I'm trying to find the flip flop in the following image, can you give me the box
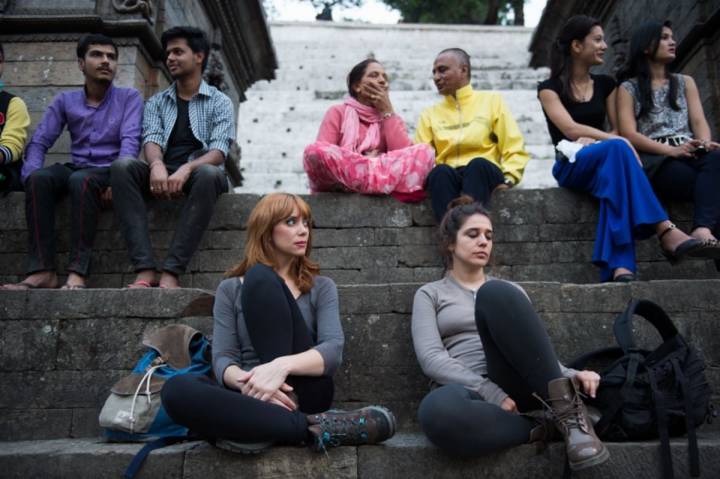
[127,280,158,289]
[61,283,87,290]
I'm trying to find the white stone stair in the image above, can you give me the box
[235,21,555,194]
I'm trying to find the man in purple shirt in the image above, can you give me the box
[1,34,143,290]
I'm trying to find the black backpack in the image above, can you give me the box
[569,299,714,479]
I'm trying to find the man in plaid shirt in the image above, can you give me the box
[112,26,235,288]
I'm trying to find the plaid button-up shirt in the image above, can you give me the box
[142,80,235,165]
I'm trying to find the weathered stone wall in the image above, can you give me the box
[1,191,718,288]
[529,0,720,138]
[2,282,719,439]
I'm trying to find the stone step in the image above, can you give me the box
[250,71,547,93]
[2,282,719,440]
[1,191,717,287]
[234,159,559,194]
[235,145,555,173]
[236,22,555,193]
[1,433,718,479]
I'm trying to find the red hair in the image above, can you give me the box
[225,193,319,293]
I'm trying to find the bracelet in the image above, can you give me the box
[382,111,394,120]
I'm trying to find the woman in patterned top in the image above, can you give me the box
[537,15,720,283]
[617,21,720,251]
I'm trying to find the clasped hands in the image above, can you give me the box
[149,162,192,199]
[228,361,298,412]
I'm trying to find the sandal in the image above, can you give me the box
[612,273,636,283]
[658,223,706,265]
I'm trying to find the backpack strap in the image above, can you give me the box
[613,299,679,353]
[671,358,701,477]
[648,368,674,479]
[123,436,188,479]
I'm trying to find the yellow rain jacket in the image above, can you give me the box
[415,84,529,185]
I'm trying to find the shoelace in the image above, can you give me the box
[532,391,589,434]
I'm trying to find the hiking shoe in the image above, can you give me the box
[214,439,273,455]
[307,405,396,450]
[547,377,609,471]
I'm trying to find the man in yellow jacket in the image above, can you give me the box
[415,48,530,221]
[0,42,31,192]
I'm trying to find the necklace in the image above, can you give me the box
[571,78,593,102]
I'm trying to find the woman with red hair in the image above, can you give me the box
[161,193,396,452]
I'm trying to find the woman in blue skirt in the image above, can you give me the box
[537,15,720,282]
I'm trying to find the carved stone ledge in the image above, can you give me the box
[112,0,154,23]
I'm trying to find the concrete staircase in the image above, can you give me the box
[235,22,556,194]
[1,189,720,478]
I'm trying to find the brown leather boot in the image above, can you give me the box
[547,377,609,471]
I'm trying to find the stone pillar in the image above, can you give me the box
[0,0,276,183]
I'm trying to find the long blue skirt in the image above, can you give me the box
[552,139,668,281]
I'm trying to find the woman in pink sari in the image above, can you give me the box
[303,59,435,201]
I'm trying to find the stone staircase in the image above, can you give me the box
[235,21,556,194]
[1,190,720,478]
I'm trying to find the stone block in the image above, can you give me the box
[313,246,399,270]
[0,370,127,409]
[314,228,375,247]
[396,244,441,268]
[0,319,60,371]
[187,249,241,272]
[9,289,214,320]
[0,439,188,479]
[307,194,413,228]
[342,314,416,367]
[357,433,720,479]
[374,227,435,246]
[182,442,357,479]
[71,407,103,439]
[0,409,73,441]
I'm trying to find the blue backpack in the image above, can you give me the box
[99,324,212,478]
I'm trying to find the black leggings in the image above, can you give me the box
[651,151,720,233]
[418,280,564,457]
[162,264,334,443]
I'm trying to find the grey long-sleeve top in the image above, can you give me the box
[212,275,344,385]
[411,276,578,406]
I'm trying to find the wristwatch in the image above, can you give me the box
[503,178,514,187]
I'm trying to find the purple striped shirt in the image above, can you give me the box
[22,85,143,181]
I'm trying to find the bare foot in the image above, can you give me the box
[128,269,158,289]
[61,272,87,289]
[691,227,717,243]
[159,271,180,289]
[1,271,59,290]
